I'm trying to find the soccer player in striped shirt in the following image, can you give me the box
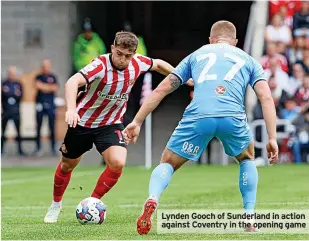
[44,31,176,223]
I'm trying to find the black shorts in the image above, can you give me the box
[59,124,126,159]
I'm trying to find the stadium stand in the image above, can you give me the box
[253,0,309,163]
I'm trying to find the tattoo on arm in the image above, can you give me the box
[169,74,181,92]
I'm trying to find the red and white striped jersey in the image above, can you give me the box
[260,54,289,73]
[76,54,153,128]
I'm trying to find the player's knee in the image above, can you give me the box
[237,152,255,162]
[236,141,255,162]
[160,149,186,171]
[60,157,79,172]
[108,159,125,171]
[160,159,177,170]
[236,147,255,162]
[60,162,74,172]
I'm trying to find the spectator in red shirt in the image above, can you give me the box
[270,1,301,21]
[260,42,289,72]
[265,57,290,92]
[278,5,293,28]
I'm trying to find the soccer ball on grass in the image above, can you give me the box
[76,197,107,224]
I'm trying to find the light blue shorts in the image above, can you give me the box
[166,117,253,161]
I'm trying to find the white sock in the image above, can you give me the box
[148,196,158,203]
[52,200,62,207]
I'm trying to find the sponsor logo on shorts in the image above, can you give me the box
[181,141,200,156]
[215,85,226,95]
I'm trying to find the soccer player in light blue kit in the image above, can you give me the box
[123,21,279,235]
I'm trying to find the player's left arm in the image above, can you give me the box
[250,57,278,163]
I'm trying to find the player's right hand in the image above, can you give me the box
[266,139,279,164]
[123,121,141,145]
[65,110,80,128]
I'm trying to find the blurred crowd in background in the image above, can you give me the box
[253,0,309,163]
[2,1,309,163]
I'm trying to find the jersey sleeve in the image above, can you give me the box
[172,55,192,84]
[78,57,106,84]
[249,57,266,88]
[136,55,153,73]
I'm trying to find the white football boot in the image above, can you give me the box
[44,205,62,223]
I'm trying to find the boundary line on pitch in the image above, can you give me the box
[2,201,309,210]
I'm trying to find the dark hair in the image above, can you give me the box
[114,31,138,52]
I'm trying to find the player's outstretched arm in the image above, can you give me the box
[150,59,174,76]
[254,80,278,164]
[123,74,181,144]
[64,73,87,127]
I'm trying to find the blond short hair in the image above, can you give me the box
[114,31,138,52]
[210,20,236,40]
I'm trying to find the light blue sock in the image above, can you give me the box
[239,160,258,214]
[148,163,174,201]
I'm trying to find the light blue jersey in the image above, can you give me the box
[167,43,266,160]
[172,43,265,120]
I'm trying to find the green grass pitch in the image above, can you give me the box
[2,164,309,240]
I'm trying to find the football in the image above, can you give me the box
[75,197,107,224]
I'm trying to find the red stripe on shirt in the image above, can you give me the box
[85,70,119,127]
[78,56,107,118]
[137,55,152,66]
[110,68,131,125]
[132,57,140,80]
[85,62,104,81]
